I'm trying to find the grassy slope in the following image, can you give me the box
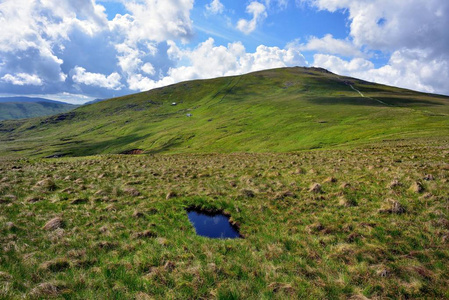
[0,102,78,121]
[0,67,448,157]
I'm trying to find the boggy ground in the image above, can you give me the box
[1,137,449,299]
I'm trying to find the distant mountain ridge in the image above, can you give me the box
[0,97,79,121]
[0,96,71,104]
[84,98,105,105]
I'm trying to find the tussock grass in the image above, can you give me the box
[1,138,449,298]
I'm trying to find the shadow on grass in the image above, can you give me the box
[307,97,384,106]
[308,96,445,107]
[59,133,152,157]
[375,97,445,107]
[58,132,195,156]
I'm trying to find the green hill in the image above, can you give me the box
[0,100,78,121]
[0,67,448,157]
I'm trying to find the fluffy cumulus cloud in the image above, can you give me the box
[303,0,449,94]
[236,1,268,34]
[299,34,363,57]
[1,73,43,86]
[0,0,195,100]
[313,55,373,74]
[173,38,306,79]
[0,0,110,96]
[72,67,122,90]
[304,0,449,54]
[117,0,194,44]
[125,38,307,91]
[315,50,449,94]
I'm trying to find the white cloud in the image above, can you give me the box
[370,50,449,94]
[72,67,122,90]
[178,37,307,81]
[0,0,110,95]
[237,1,267,34]
[302,0,449,55]
[127,74,157,91]
[205,0,225,15]
[313,54,374,74]
[0,0,108,53]
[313,49,449,94]
[141,63,156,75]
[118,0,194,44]
[299,34,363,57]
[1,73,43,86]
[126,38,307,91]
[0,0,196,98]
[115,43,144,75]
[302,0,449,95]
[106,0,195,93]
[238,44,307,73]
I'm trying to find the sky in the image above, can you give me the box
[0,0,448,104]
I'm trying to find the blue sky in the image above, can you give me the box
[0,0,448,103]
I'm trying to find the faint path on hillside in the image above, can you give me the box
[348,84,390,106]
[217,76,242,104]
[207,75,243,108]
[349,84,365,97]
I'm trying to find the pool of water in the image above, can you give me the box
[186,209,241,239]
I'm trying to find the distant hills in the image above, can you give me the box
[0,96,70,104]
[0,97,79,121]
[84,98,105,105]
[0,67,448,157]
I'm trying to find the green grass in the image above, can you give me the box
[1,137,449,298]
[0,67,448,158]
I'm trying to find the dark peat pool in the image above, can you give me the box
[186,208,241,239]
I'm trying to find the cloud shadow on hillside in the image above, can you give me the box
[307,96,443,107]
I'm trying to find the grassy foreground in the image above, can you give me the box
[1,137,449,299]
